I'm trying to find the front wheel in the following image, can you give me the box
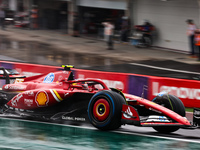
[152,94,185,133]
[88,90,126,130]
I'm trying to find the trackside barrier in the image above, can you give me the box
[148,76,200,108]
[1,60,200,108]
[0,61,60,88]
[128,74,149,99]
[0,61,60,77]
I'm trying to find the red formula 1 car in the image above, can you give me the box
[0,65,198,133]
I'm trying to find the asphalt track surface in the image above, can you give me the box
[0,117,199,150]
[82,61,200,81]
[0,112,199,144]
[119,112,200,143]
[0,108,198,143]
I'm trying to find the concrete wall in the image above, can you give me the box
[77,0,126,10]
[8,0,17,11]
[133,0,200,52]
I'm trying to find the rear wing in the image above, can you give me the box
[62,65,74,71]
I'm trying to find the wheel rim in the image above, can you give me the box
[93,99,110,121]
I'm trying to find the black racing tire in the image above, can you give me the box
[152,94,185,133]
[88,90,126,130]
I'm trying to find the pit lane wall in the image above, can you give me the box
[0,61,200,108]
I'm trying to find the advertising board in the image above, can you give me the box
[1,60,200,108]
[148,76,200,108]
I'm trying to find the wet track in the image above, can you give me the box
[120,112,200,143]
[0,117,200,150]
[0,34,200,148]
[84,62,200,80]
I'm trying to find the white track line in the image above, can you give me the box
[0,117,200,144]
[129,62,200,75]
[113,130,200,144]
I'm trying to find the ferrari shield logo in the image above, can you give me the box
[123,107,133,119]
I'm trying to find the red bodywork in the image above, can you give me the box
[2,70,107,109]
[122,94,191,127]
[1,69,192,128]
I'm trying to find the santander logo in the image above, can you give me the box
[152,82,200,100]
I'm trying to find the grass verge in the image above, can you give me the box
[185,108,193,112]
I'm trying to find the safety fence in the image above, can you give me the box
[1,60,200,108]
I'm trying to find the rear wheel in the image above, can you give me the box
[88,90,126,130]
[152,94,185,133]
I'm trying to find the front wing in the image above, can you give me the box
[121,104,193,128]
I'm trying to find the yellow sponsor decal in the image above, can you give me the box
[148,101,156,105]
[36,91,48,106]
[14,78,24,83]
[53,89,63,101]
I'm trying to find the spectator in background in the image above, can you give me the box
[0,8,5,30]
[194,29,200,61]
[115,14,122,31]
[186,19,197,58]
[121,16,130,42]
[102,19,115,50]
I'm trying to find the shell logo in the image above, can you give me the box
[35,91,49,106]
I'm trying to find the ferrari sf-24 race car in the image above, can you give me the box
[0,65,199,133]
